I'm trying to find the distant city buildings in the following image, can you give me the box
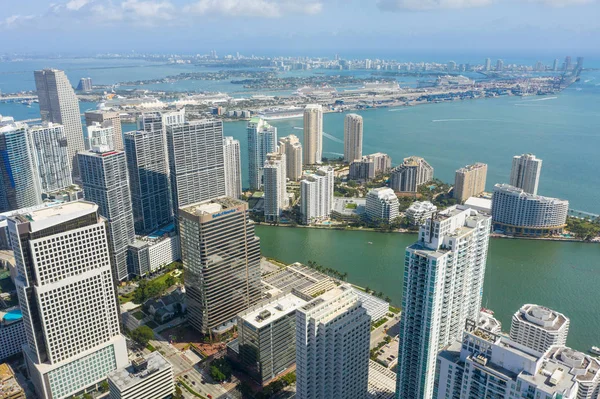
[76,77,93,92]
[247,118,277,190]
[78,147,135,281]
[365,187,399,223]
[496,59,504,71]
[29,123,73,194]
[223,136,242,199]
[303,104,323,165]
[491,184,568,236]
[34,69,85,177]
[510,304,570,353]
[344,113,363,163]
[278,135,303,181]
[179,198,262,338]
[296,284,370,399]
[108,352,174,399]
[349,152,391,181]
[9,201,127,399]
[484,57,491,71]
[510,153,542,195]
[397,205,491,399]
[405,201,437,226]
[454,162,487,202]
[263,153,287,223]
[85,121,114,150]
[389,156,434,193]
[85,110,123,150]
[300,166,334,225]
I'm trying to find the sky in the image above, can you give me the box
[0,0,599,56]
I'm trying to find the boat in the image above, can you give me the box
[367,242,373,245]
[590,346,600,355]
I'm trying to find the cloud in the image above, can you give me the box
[528,0,594,5]
[65,0,93,10]
[0,14,36,28]
[377,0,491,11]
[183,0,323,17]
[121,0,175,19]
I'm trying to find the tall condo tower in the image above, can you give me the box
[300,166,334,225]
[303,104,323,165]
[263,152,287,222]
[396,205,491,399]
[78,147,135,281]
[86,122,114,150]
[179,198,262,338]
[166,120,225,212]
[390,156,434,193]
[29,123,73,194]
[278,135,303,181]
[247,118,277,190]
[296,284,371,399]
[510,153,542,195]
[343,113,363,163]
[85,110,123,150]
[0,119,42,212]
[34,69,84,177]
[8,201,128,399]
[454,162,487,203]
[223,136,242,199]
[124,130,173,234]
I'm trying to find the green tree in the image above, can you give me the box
[173,386,184,399]
[131,325,154,347]
[210,366,227,382]
[99,380,109,393]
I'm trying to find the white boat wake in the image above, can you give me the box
[323,132,344,143]
[293,127,303,130]
[518,96,558,102]
[432,118,504,123]
[388,108,407,112]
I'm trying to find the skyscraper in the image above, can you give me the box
[389,156,434,193]
[34,69,84,177]
[0,120,42,212]
[496,59,504,71]
[223,137,242,199]
[78,147,135,281]
[137,109,185,134]
[29,123,73,194]
[303,104,323,165]
[510,304,570,353]
[85,110,123,150]
[247,117,277,190]
[453,162,487,202]
[365,187,399,223]
[263,152,287,222]
[396,205,491,399]
[300,166,334,225]
[278,135,303,181]
[166,120,225,212]
[124,130,172,234]
[76,77,93,92]
[296,284,371,399]
[178,198,262,338]
[553,58,559,71]
[484,57,491,71]
[344,113,363,163]
[85,122,114,150]
[9,201,128,399]
[564,56,572,71]
[509,153,542,195]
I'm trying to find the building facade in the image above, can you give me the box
[365,187,399,223]
[128,234,180,277]
[405,201,438,226]
[179,198,262,337]
[510,153,542,195]
[108,353,174,399]
[85,122,114,150]
[124,130,172,235]
[390,156,434,193]
[454,162,487,203]
[0,307,27,361]
[278,135,303,181]
[85,110,123,151]
[8,201,128,399]
[491,183,568,236]
[223,136,242,199]
[296,285,371,399]
[509,304,570,353]
[34,69,85,177]
[247,118,277,190]
[166,121,226,212]
[29,123,73,194]
[303,104,323,165]
[78,148,135,281]
[263,153,287,223]
[344,113,363,163]
[397,205,491,399]
[349,152,391,181]
[300,166,334,225]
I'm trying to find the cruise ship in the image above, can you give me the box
[258,107,304,120]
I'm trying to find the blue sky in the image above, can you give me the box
[1,0,598,56]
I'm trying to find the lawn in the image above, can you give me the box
[132,311,146,320]
[345,203,358,209]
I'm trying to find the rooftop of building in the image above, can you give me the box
[262,262,337,297]
[515,304,569,331]
[108,352,171,391]
[332,197,366,216]
[11,201,97,232]
[457,162,487,172]
[180,197,246,218]
[494,184,568,203]
[406,201,437,212]
[0,307,23,326]
[464,197,492,211]
[0,363,24,399]
[239,292,307,329]
[299,284,355,322]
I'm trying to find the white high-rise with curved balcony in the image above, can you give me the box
[509,304,570,353]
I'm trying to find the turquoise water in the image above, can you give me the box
[3,309,23,322]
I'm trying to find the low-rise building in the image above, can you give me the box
[0,363,25,399]
[0,307,26,362]
[404,201,437,226]
[331,198,366,222]
[353,289,389,323]
[108,352,174,399]
[128,224,180,277]
[366,187,399,223]
[463,196,492,214]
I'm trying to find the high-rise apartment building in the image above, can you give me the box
[303,104,323,165]
[108,352,174,399]
[0,120,42,212]
[300,166,334,225]
[179,198,262,337]
[510,153,542,195]
[454,162,487,202]
[76,77,93,92]
[34,69,85,177]
[8,201,128,399]
[365,187,399,223]
[405,201,437,226]
[278,135,303,181]
[496,59,504,71]
[484,57,491,71]
[78,147,135,281]
[509,304,570,353]
[85,110,123,150]
[396,205,491,399]
[166,120,225,212]
[390,156,434,193]
[85,122,114,150]
[124,130,172,234]
[296,284,371,399]
[137,109,185,134]
[349,152,392,181]
[344,113,363,163]
[223,136,242,199]
[263,153,287,223]
[247,118,277,190]
[29,123,73,194]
